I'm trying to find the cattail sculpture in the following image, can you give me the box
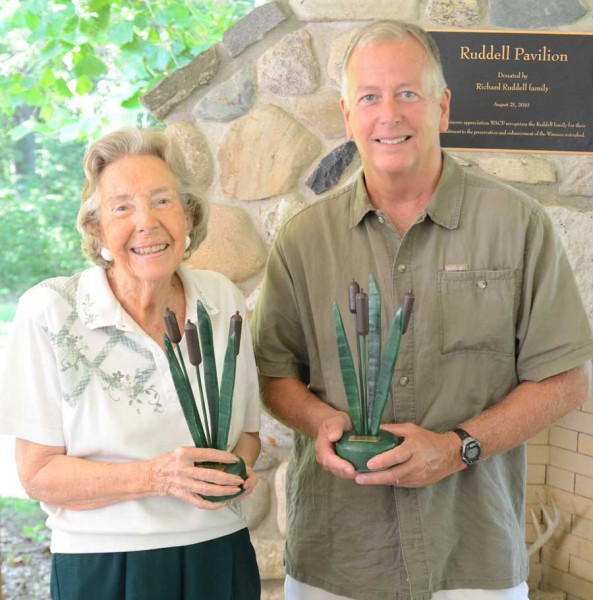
[164,303,245,501]
[333,275,414,471]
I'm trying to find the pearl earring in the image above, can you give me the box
[185,235,191,250]
[100,247,113,262]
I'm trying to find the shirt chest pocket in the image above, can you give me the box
[438,269,517,355]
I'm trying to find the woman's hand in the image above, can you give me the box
[150,446,246,510]
[239,465,258,497]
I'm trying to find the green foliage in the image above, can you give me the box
[0,0,258,300]
[0,0,257,140]
[0,138,89,299]
[0,497,49,543]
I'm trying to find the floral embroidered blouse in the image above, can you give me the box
[0,266,260,554]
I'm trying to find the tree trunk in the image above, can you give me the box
[14,104,37,177]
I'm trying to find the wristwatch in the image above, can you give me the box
[453,428,482,465]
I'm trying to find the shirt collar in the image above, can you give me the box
[349,170,376,228]
[77,265,220,330]
[348,153,464,230]
[424,153,464,230]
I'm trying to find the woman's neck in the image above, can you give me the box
[105,268,186,346]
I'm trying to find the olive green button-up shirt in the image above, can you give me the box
[252,154,593,600]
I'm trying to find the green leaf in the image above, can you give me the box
[369,308,404,435]
[38,67,56,89]
[333,302,361,433]
[367,275,381,432]
[164,334,205,447]
[53,78,73,98]
[197,300,219,448]
[23,10,41,32]
[217,332,237,451]
[109,21,135,45]
[74,54,107,77]
[75,75,94,95]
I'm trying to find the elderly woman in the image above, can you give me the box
[0,127,261,599]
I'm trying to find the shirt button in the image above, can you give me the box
[477,279,487,289]
[397,264,406,273]
[377,215,385,224]
[399,376,409,386]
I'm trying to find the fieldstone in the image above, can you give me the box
[546,206,593,320]
[141,47,219,120]
[263,196,306,244]
[185,204,267,283]
[222,2,287,58]
[193,70,255,122]
[260,412,294,449]
[275,461,288,537]
[295,90,345,139]
[218,105,321,201]
[165,121,213,190]
[258,29,320,96]
[254,447,280,472]
[426,0,481,26]
[288,0,418,22]
[328,29,358,88]
[306,140,358,194]
[246,478,270,530]
[252,538,285,580]
[528,591,566,600]
[491,0,586,29]
[559,157,593,197]
[477,155,556,184]
[261,582,286,600]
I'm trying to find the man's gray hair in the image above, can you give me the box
[341,20,448,107]
[77,127,208,268]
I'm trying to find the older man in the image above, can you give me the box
[252,20,593,600]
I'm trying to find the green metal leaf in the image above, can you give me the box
[369,308,404,435]
[367,275,381,432]
[333,302,362,434]
[164,334,205,448]
[217,332,237,451]
[197,300,219,448]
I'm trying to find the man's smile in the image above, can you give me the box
[376,136,410,145]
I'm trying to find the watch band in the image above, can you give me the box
[453,428,471,441]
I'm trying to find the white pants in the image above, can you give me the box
[284,575,530,600]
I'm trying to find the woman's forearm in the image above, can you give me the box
[16,439,248,511]
[16,440,158,510]
[231,432,261,467]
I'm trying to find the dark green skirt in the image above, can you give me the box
[50,528,260,600]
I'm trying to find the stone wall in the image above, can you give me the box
[142,1,593,598]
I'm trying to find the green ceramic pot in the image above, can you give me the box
[195,456,247,502]
[335,430,399,472]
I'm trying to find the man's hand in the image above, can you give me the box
[355,423,464,487]
[314,412,357,479]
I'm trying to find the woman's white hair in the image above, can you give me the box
[77,126,209,268]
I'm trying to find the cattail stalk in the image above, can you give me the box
[229,312,243,355]
[355,290,369,435]
[185,319,211,447]
[164,307,189,382]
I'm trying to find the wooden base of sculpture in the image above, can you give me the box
[335,430,399,472]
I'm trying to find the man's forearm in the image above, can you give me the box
[260,375,349,438]
[461,361,592,459]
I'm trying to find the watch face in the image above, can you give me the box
[464,440,481,464]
